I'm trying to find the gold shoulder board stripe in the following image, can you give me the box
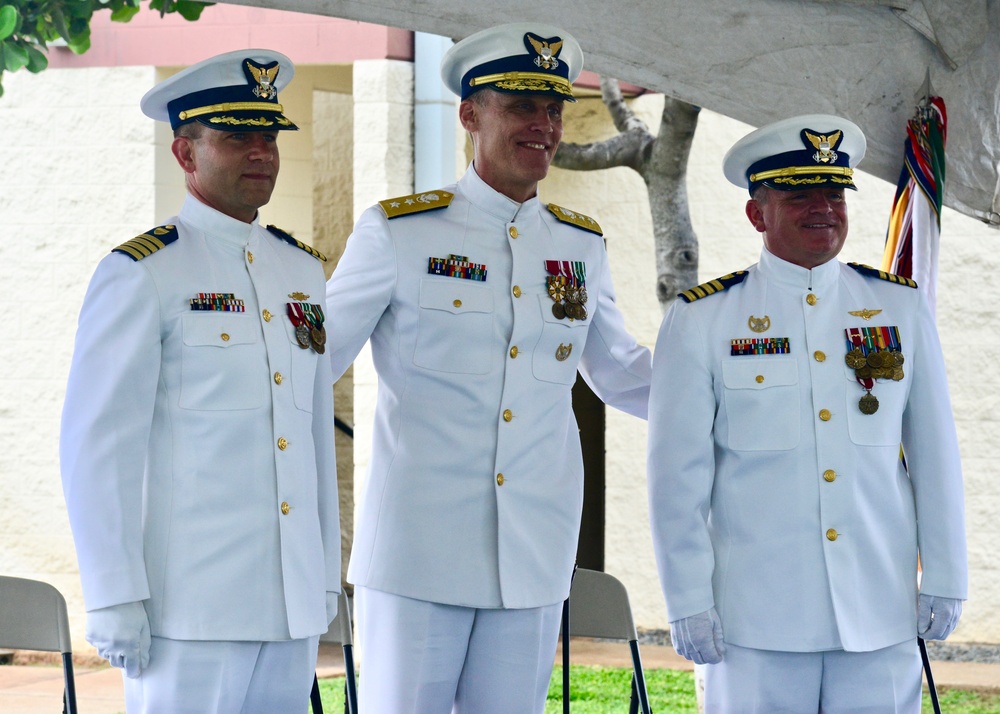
[547,203,603,236]
[112,225,179,261]
[379,190,454,219]
[267,225,327,262]
[678,271,749,303]
[847,263,917,288]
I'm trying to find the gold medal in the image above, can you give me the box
[552,302,566,319]
[295,324,311,349]
[311,326,327,346]
[845,348,867,369]
[859,392,879,414]
[891,367,904,381]
[866,351,882,368]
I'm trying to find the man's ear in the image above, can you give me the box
[745,199,766,233]
[458,99,477,133]
[171,136,197,174]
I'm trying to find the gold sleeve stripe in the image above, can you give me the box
[678,271,749,303]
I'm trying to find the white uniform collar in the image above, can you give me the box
[461,162,542,223]
[180,193,258,248]
[757,246,840,292]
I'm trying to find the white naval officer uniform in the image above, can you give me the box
[61,195,341,708]
[326,164,651,709]
[648,247,967,710]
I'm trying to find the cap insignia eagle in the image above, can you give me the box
[246,61,279,100]
[803,129,842,164]
[525,33,563,70]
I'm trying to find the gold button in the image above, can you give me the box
[823,469,836,482]
[819,409,831,421]
[826,528,838,541]
[814,350,826,362]
[274,372,283,385]
[503,409,513,422]
[280,501,290,515]
[806,293,817,305]
[512,285,522,298]
[496,473,505,486]
[509,226,518,238]
[263,309,272,322]
[277,437,288,450]
[755,375,764,384]
[248,251,254,264]
[452,299,462,309]
[221,333,230,342]
[510,346,519,358]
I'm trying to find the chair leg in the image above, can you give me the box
[310,673,324,714]
[62,653,78,714]
[629,640,652,714]
[343,644,358,714]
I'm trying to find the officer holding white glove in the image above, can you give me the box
[648,114,967,713]
[61,49,341,713]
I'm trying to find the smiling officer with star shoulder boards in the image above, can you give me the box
[647,114,967,712]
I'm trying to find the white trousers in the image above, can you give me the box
[700,639,923,713]
[356,586,563,714]
[122,635,319,714]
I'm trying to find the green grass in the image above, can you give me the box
[318,666,1000,713]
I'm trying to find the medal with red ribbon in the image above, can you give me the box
[545,260,587,320]
[286,302,313,350]
[844,326,904,415]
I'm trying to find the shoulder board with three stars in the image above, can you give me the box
[379,190,454,219]
[678,271,749,303]
[547,203,603,236]
[112,224,179,261]
[267,225,327,262]
[847,263,917,288]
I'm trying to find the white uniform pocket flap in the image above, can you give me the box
[183,314,258,347]
[419,279,493,315]
[722,358,797,391]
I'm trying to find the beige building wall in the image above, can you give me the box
[1,61,996,651]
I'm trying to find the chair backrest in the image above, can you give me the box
[567,568,638,641]
[319,590,353,646]
[0,575,73,654]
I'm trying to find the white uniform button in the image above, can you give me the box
[503,409,513,422]
[814,350,826,362]
[453,299,462,308]
[248,251,254,264]
[509,227,518,239]
[818,409,831,422]
[274,372,284,385]
[277,437,288,450]
[510,346,519,358]
[806,293,817,305]
[826,528,839,541]
[512,285,522,298]
[823,469,836,482]
[755,375,764,384]
[280,501,290,515]
[496,473,505,486]
[262,309,272,322]
[220,333,230,342]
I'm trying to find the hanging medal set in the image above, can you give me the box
[287,301,327,354]
[844,326,904,415]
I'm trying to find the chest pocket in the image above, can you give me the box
[179,314,265,410]
[843,362,907,445]
[413,279,494,375]
[722,357,799,451]
[531,294,588,385]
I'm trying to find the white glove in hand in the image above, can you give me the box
[326,591,339,626]
[86,601,151,678]
[918,594,962,641]
[669,608,726,665]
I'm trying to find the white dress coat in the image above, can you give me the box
[61,195,341,641]
[648,248,966,652]
[326,166,651,609]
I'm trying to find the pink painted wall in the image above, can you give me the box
[46,4,413,69]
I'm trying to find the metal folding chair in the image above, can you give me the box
[0,575,78,714]
[561,568,652,714]
[310,590,358,714]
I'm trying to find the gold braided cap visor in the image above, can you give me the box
[470,71,574,98]
[749,165,854,183]
[179,101,286,121]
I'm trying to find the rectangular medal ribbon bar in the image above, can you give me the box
[189,293,245,312]
[428,254,487,281]
[730,337,790,356]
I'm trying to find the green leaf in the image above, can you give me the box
[67,34,90,54]
[0,5,19,41]
[4,41,29,72]
[25,44,47,73]
[174,1,212,21]
[51,7,71,41]
[110,4,141,21]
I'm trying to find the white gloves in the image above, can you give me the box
[85,601,151,678]
[326,591,340,626]
[918,594,962,641]
[670,607,726,664]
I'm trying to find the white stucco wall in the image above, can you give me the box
[1,60,996,652]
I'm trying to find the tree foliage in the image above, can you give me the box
[0,0,211,98]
